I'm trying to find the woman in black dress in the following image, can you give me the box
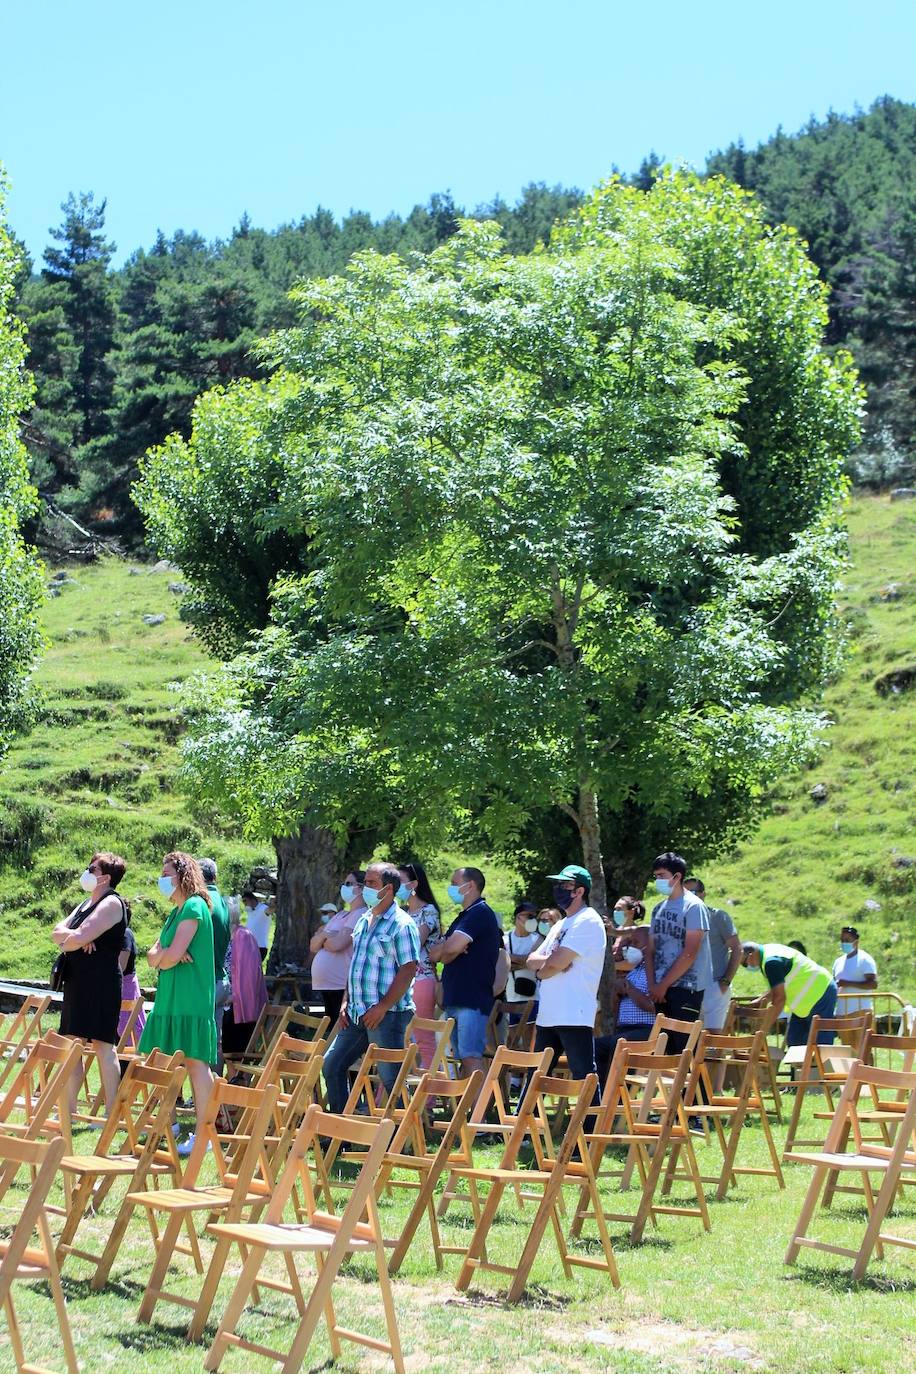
[52,852,128,1114]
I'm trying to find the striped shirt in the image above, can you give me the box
[346,903,420,1020]
[617,965,656,1028]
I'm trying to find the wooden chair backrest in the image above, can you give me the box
[404,1014,455,1074]
[344,1042,418,1120]
[651,1014,702,1056]
[89,1053,186,1166]
[0,994,52,1088]
[0,1032,83,1150]
[823,1060,916,1162]
[270,1103,396,1227]
[115,997,145,1052]
[284,1008,331,1043]
[0,1132,66,1277]
[183,1077,280,1203]
[685,1029,767,1106]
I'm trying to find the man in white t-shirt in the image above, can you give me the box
[526,864,607,1082]
[832,926,878,1013]
[242,890,272,962]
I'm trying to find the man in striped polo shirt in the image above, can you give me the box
[321,861,420,1112]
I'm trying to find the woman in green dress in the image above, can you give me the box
[139,850,217,1131]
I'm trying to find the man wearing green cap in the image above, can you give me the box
[525,864,607,1082]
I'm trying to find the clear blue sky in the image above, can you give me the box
[2,0,914,266]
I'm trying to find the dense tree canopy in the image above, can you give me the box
[136,174,860,935]
[0,173,45,761]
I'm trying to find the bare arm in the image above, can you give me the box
[428,931,471,965]
[149,918,198,970]
[58,896,123,952]
[720,933,742,989]
[533,946,577,980]
[323,924,356,954]
[625,983,657,1014]
[837,972,878,989]
[361,961,419,1029]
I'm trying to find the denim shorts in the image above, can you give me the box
[446,1005,489,1059]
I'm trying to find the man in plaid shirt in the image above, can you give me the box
[322,861,420,1113]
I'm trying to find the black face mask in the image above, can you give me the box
[553,886,574,911]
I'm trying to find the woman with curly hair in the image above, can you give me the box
[139,851,217,1147]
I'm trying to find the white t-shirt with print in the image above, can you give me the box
[832,948,877,1012]
[535,905,607,1028]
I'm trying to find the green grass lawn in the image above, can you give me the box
[0,1089,913,1374]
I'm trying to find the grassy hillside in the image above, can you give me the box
[0,561,272,977]
[705,493,916,1001]
[0,494,913,997]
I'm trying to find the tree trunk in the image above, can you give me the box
[576,785,616,1033]
[270,825,344,973]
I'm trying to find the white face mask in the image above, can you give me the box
[524,918,538,934]
[79,869,96,892]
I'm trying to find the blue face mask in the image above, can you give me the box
[447,883,465,905]
[655,878,673,897]
[840,941,854,955]
[553,886,574,911]
[158,875,176,898]
[538,919,551,935]
[363,885,383,909]
[340,883,355,903]
[613,910,626,927]
[396,883,410,903]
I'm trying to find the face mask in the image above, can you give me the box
[538,920,551,936]
[79,869,96,892]
[396,883,411,902]
[553,886,573,911]
[340,883,355,903]
[363,886,383,909]
[655,878,673,896]
[613,910,626,927]
[158,876,176,898]
[840,941,854,955]
[524,918,538,934]
[447,883,466,905]
[320,912,333,925]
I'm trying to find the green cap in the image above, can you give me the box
[547,864,592,888]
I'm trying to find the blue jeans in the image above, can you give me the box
[322,1009,413,1113]
[787,980,838,1047]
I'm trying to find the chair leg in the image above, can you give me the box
[204,1245,266,1372]
[137,1211,185,1322]
[374,1237,406,1374]
[785,1164,831,1264]
[4,1293,27,1373]
[188,1234,234,1342]
[47,1258,80,1374]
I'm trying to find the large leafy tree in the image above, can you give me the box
[0,172,45,760]
[137,173,860,981]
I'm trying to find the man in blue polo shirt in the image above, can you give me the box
[321,861,419,1113]
[427,865,501,1082]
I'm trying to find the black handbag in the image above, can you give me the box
[50,951,68,991]
[508,934,537,999]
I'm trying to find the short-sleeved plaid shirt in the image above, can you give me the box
[346,903,421,1020]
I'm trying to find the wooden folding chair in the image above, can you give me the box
[782,1011,872,1158]
[223,1002,291,1078]
[203,1105,402,1373]
[0,995,51,1091]
[404,1013,454,1077]
[616,1016,690,1188]
[366,1071,483,1274]
[820,1031,916,1209]
[451,1070,618,1300]
[574,1043,710,1244]
[436,1046,554,1222]
[665,1028,784,1201]
[0,1032,84,1214]
[785,1060,916,1280]
[124,1077,279,1326]
[0,1134,78,1374]
[730,1001,784,1119]
[56,1053,192,1286]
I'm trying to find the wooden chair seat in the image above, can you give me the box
[786,1150,916,1172]
[209,1220,375,1251]
[0,1243,54,1276]
[127,1184,238,1211]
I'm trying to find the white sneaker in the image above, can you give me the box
[176,1133,211,1157]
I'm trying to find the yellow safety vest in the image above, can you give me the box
[760,943,832,1017]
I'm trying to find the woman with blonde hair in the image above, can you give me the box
[139,851,217,1150]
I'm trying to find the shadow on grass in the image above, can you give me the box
[785,1265,916,1295]
[113,1320,194,1353]
[449,1284,571,1311]
[58,1273,147,1302]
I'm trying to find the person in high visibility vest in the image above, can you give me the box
[739,941,838,1046]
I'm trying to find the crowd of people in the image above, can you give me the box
[50,846,881,1141]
